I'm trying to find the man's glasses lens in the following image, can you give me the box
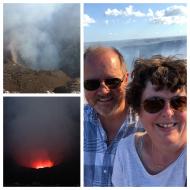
[84,78,123,91]
[105,78,122,88]
[84,80,100,91]
[143,96,186,113]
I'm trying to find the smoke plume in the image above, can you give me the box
[4,97,80,168]
[4,4,80,77]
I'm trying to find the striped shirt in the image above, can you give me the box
[84,104,139,186]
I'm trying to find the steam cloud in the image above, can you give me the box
[4,97,80,167]
[4,4,80,77]
[85,36,186,72]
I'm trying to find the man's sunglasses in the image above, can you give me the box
[84,76,125,91]
[142,96,187,114]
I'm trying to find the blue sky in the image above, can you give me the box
[84,3,187,42]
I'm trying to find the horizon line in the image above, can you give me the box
[85,35,187,44]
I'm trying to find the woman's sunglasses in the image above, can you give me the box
[142,96,187,113]
[84,76,125,91]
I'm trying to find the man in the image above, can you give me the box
[84,46,138,186]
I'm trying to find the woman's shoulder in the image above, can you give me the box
[119,133,134,147]
[119,132,146,149]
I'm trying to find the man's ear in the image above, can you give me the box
[124,72,129,82]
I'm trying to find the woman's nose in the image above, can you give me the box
[161,101,175,117]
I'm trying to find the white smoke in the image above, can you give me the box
[4,97,80,167]
[4,4,80,73]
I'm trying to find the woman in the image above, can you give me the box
[112,55,186,186]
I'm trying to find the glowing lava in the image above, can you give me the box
[32,160,54,169]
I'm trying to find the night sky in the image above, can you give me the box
[4,97,80,186]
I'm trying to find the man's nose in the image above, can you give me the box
[97,81,110,94]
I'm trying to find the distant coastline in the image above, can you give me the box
[85,35,186,46]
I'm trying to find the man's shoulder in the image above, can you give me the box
[84,104,92,111]
[84,104,93,116]
[84,104,98,122]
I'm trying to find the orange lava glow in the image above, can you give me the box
[31,160,54,169]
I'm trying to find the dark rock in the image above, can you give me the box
[53,79,80,93]
[4,62,80,93]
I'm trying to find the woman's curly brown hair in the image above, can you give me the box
[126,55,186,113]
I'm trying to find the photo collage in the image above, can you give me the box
[1,1,188,188]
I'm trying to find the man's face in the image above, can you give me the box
[84,49,128,117]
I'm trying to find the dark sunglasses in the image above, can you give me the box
[84,76,125,91]
[142,96,187,113]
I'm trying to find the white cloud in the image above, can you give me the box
[104,5,187,25]
[148,5,187,25]
[151,16,187,25]
[124,5,145,17]
[105,8,122,16]
[164,5,187,16]
[105,5,145,17]
[105,19,109,25]
[83,14,96,27]
[147,8,154,17]
[155,10,164,17]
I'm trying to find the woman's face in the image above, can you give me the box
[139,82,186,149]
